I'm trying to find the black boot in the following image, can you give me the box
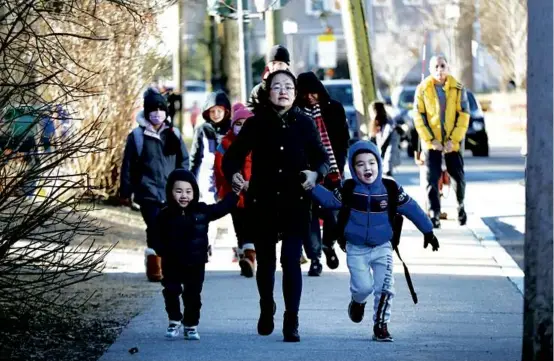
[308,258,323,276]
[257,300,276,336]
[283,311,300,342]
[458,206,467,226]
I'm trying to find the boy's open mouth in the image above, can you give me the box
[363,171,373,180]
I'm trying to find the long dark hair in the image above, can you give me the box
[368,101,389,136]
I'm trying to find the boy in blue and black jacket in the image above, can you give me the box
[310,140,440,342]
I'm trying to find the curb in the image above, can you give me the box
[466,215,525,296]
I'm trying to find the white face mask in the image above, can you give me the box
[148,110,166,125]
[232,122,243,136]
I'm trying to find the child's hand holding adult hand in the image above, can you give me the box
[423,232,440,251]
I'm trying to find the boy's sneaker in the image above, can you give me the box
[165,321,182,339]
[308,259,323,276]
[184,326,200,341]
[372,323,394,342]
[348,299,366,323]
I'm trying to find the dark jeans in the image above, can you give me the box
[255,235,303,313]
[304,205,339,260]
[424,150,466,217]
[231,208,249,249]
[139,201,163,248]
[162,263,206,326]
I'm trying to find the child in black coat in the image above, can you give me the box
[151,168,243,340]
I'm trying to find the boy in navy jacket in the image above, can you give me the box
[310,140,440,342]
[151,169,243,341]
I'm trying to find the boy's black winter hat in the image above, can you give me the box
[267,45,290,65]
[165,169,200,208]
[144,88,168,116]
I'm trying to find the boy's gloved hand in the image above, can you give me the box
[338,238,347,253]
[424,232,440,251]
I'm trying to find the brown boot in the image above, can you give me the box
[145,248,162,282]
[239,245,256,278]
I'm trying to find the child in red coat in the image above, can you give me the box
[214,103,255,277]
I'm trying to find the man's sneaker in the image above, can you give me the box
[458,206,467,226]
[348,299,366,323]
[308,259,323,276]
[165,321,182,339]
[184,326,200,341]
[373,323,394,342]
[323,246,339,269]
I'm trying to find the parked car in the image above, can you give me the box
[321,79,387,143]
[391,85,489,157]
[183,80,209,111]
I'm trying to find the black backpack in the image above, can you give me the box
[336,177,418,304]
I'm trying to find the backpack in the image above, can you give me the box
[336,177,418,304]
[132,126,181,157]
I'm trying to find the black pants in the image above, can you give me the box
[255,235,303,313]
[162,264,206,326]
[140,200,163,248]
[304,205,339,260]
[424,150,466,217]
[231,208,249,249]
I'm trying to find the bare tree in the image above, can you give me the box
[0,0,171,316]
[479,0,527,89]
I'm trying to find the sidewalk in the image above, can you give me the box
[99,216,523,361]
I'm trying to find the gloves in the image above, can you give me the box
[424,232,440,251]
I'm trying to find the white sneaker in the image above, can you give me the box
[184,326,200,341]
[165,321,182,339]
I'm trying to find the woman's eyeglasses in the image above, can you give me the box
[270,85,295,93]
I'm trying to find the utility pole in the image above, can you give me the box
[522,0,553,360]
[172,0,186,131]
[237,0,253,102]
[340,0,377,136]
[265,4,284,51]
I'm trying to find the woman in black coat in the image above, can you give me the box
[223,70,329,342]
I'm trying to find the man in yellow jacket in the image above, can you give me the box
[413,55,470,228]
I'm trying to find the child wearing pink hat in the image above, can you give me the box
[214,103,256,277]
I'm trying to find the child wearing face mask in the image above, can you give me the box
[308,140,440,342]
[120,89,190,282]
[214,103,256,277]
[150,169,244,341]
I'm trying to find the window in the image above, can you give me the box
[372,0,392,6]
[305,0,340,16]
[403,0,423,5]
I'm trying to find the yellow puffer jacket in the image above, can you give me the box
[413,75,470,152]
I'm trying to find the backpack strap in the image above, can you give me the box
[382,177,418,304]
[132,127,144,157]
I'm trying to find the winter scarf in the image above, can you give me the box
[303,103,340,183]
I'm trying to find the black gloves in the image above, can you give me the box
[338,237,347,253]
[424,232,440,251]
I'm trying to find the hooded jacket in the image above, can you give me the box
[119,97,190,204]
[190,91,232,200]
[150,169,238,273]
[296,72,350,174]
[311,141,432,247]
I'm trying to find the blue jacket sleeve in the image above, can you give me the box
[190,126,204,177]
[119,133,136,199]
[310,184,342,210]
[396,185,433,234]
[206,192,239,222]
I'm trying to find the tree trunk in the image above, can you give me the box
[454,0,474,89]
[222,19,240,101]
[522,0,553,359]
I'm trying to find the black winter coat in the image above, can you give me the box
[296,72,350,174]
[222,106,330,240]
[151,192,238,276]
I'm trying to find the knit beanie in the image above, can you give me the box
[143,88,168,117]
[231,103,254,125]
[267,45,290,65]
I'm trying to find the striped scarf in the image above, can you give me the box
[303,104,340,182]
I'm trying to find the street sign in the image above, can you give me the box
[317,33,337,69]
